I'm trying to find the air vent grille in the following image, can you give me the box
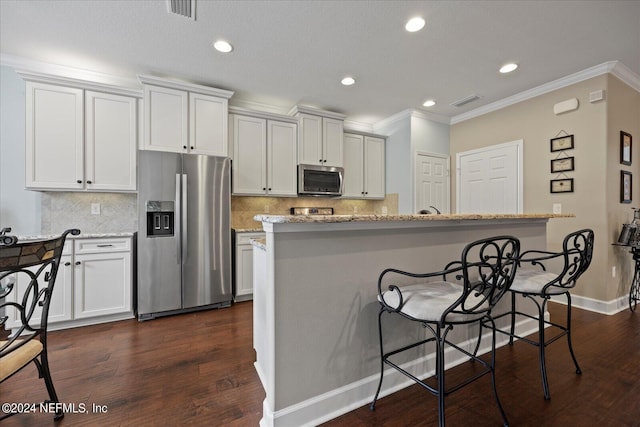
[167,0,195,20]
[451,94,481,108]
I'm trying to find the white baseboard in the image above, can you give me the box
[550,294,629,315]
[260,317,539,427]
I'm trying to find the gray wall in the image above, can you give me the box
[0,65,40,234]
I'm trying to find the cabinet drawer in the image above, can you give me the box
[75,237,131,254]
[236,232,265,245]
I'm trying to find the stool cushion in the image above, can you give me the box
[511,270,566,295]
[379,281,488,322]
[0,339,43,381]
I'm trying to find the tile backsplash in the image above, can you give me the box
[41,192,137,234]
[40,192,399,234]
[231,193,399,230]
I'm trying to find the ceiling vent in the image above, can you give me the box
[167,0,196,20]
[451,94,481,108]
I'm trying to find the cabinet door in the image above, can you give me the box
[143,84,187,153]
[322,117,344,167]
[189,92,228,156]
[235,232,264,301]
[267,120,297,196]
[342,133,364,198]
[232,115,267,195]
[85,91,137,191]
[74,250,131,319]
[297,113,323,165]
[25,82,84,189]
[364,136,386,199]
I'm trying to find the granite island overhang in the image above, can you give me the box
[251,213,572,427]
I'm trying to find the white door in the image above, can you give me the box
[342,133,364,198]
[364,136,385,199]
[232,115,267,195]
[457,140,523,214]
[189,92,228,156]
[414,152,450,214]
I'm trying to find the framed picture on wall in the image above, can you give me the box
[550,157,575,173]
[550,178,574,193]
[550,135,574,152]
[621,170,632,203]
[621,131,632,165]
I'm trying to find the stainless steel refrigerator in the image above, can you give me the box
[137,151,232,320]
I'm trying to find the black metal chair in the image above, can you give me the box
[0,228,80,421]
[370,236,520,427]
[492,228,594,400]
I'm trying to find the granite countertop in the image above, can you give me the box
[233,228,264,233]
[254,213,573,224]
[15,232,135,241]
[249,237,267,250]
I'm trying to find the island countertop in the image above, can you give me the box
[254,212,572,224]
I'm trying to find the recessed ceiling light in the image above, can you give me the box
[213,40,233,53]
[499,63,518,73]
[405,17,425,32]
[341,76,355,86]
[422,99,436,107]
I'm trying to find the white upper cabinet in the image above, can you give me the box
[85,91,137,191]
[231,112,297,196]
[140,75,233,156]
[290,106,345,167]
[22,76,138,192]
[343,133,385,199]
[143,84,188,152]
[25,82,84,190]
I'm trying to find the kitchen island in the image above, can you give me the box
[252,213,570,427]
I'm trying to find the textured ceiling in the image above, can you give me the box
[1,0,639,126]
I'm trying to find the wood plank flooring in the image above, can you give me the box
[1,301,639,426]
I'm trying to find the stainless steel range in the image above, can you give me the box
[290,207,334,216]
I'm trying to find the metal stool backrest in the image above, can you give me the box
[0,229,79,351]
[442,236,520,323]
[543,228,594,294]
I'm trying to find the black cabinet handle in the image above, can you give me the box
[86,180,92,184]
[190,146,194,150]
[183,146,187,149]
[64,262,71,266]
[77,180,82,184]
[75,261,81,265]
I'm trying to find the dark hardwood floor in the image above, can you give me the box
[1,301,639,426]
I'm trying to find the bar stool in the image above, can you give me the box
[493,228,594,399]
[370,236,520,427]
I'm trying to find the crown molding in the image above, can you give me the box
[138,74,233,99]
[451,61,640,124]
[1,53,142,95]
[288,104,346,120]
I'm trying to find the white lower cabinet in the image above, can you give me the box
[3,236,133,332]
[73,238,132,319]
[234,232,265,301]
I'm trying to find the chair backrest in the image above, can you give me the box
[443,236,520,322]
[0,229,79,355]
[552,228,595,290]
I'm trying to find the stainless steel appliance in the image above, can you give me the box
[137,151,232,320]
[298,164,343,196]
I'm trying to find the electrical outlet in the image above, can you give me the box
[381,206,388,215]
[353,206,359,214]
[264,205,269,213]
[552,203,562,214]
[91,203,100,215]
[612,266,616,278]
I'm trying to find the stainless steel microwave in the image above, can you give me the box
[298,164,344,196]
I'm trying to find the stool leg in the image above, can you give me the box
[508,292,516,345]
[40,349,64,420]
[564,293,582,375]
[537,299,551,400]
[487,317,509,427]
[436,325,445,427]
[370,309,385,410]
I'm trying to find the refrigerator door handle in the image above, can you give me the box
[181,173,188,262]
[175,173,181,264]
